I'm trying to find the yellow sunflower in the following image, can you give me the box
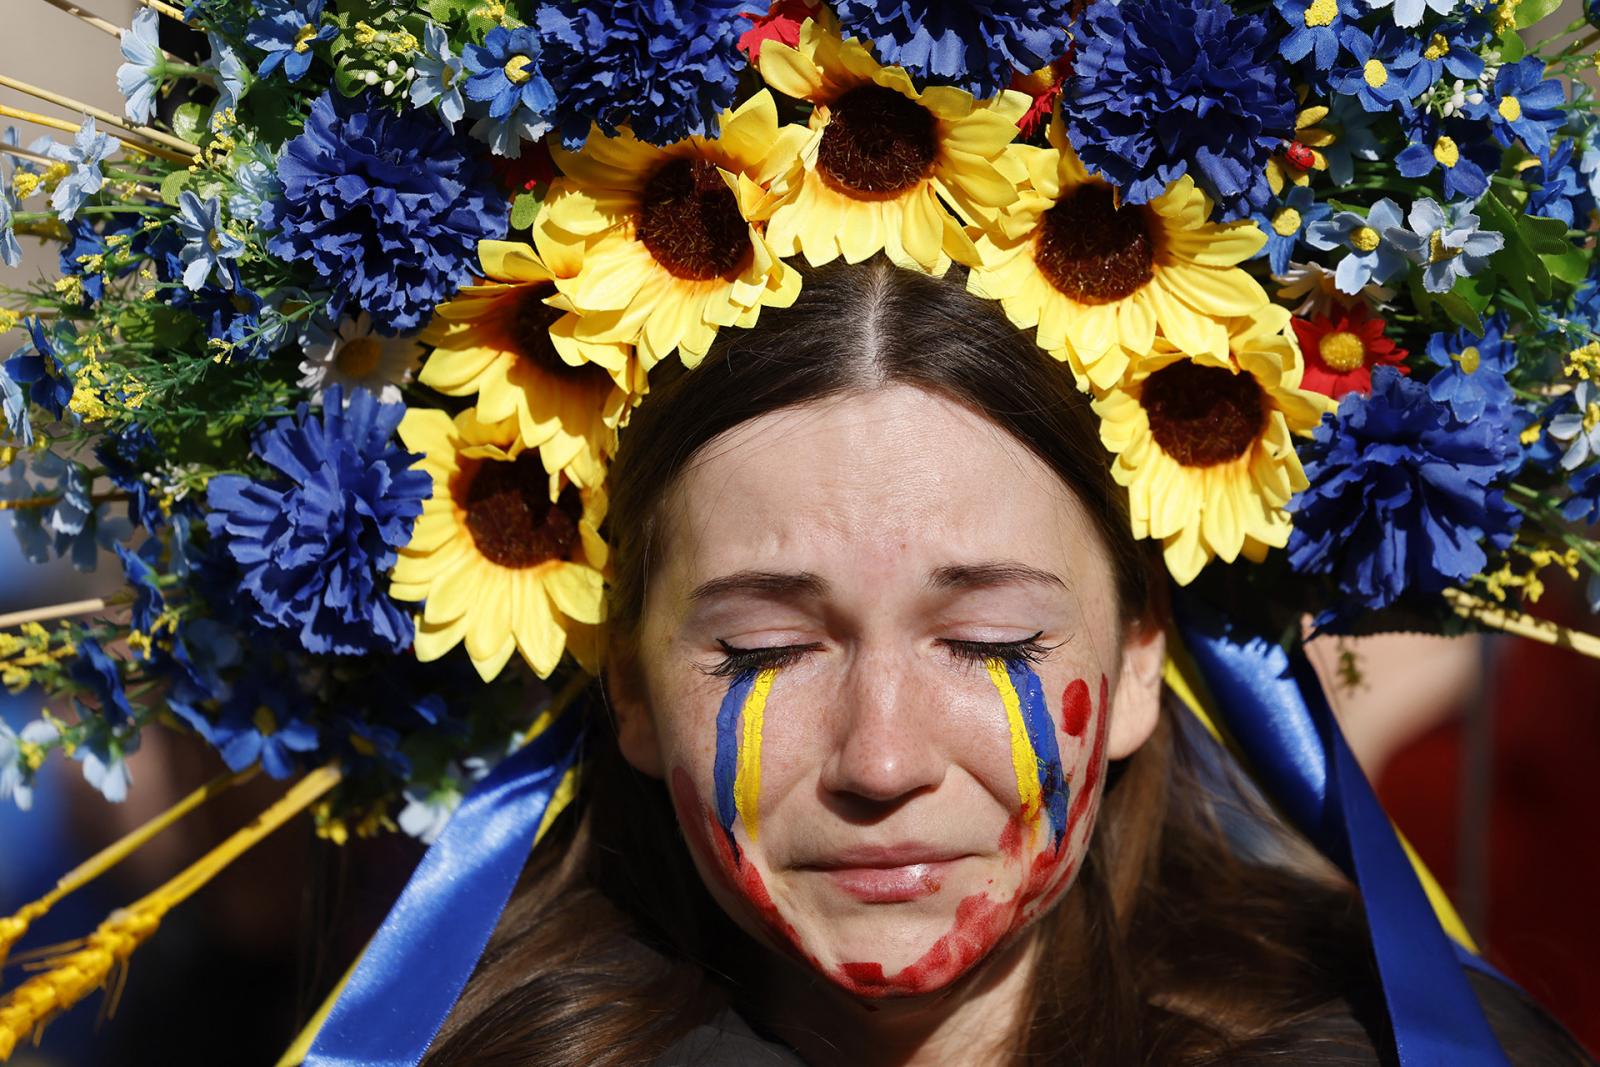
[756,15,1028,274]
[1092,305,1333,585]
[420,239,639,493]
[536,90,806,370]
[969,114,1270,393]
[392,406,608,682]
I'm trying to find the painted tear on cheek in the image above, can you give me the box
[984,658,1069,851]
[712,666,777,850]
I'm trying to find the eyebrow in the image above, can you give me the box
[926,561,1068,593]
[689,570,829,603]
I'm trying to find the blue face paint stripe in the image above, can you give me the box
[713,669,759,846]
[1007,660,1069,848]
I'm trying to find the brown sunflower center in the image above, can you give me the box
[1140,361,1265,468]
[510,287,615,390]
[636,157,751,282]
[817,84,938,196]
[1033,185,1155,304]
[462,455,583,569]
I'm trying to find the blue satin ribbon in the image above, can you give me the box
[304,705,584,1067]
[1176,602,1510,1066]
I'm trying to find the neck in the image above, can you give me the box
[751,927,1044,1067]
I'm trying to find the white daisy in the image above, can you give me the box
[297,312,423,405]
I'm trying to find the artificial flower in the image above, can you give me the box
[1092,304,1331,584]
[1424,314,1515,422]
[1414,21,1486,84]
[536,0,754,149]
[5,317,75,419]
[1290,302,1409,397]
[1066,0,1297,221]
[175,190,244,291]
[0,361,30,446]
[831,0,1075,99]
[0,720,56,810]
[538,90,804,368]
[1395,115,1492,202]
[1383,197,1504,293]
[1317,94,1383,185]
[261,91,509,333]
[411,22,467,127]
[391,405,608,681]
[245,0,334,83]
[205,684,320,779]
[205,386,433,655]
[206,31,248,111]
[297,312,424,406]
[1,190,23,269]
[228,155,281,223]
[75,722,137,803]
[1288,365,1522,611]
[420,239,639,490]
[1329,25,1431,114]
[1255,185,1331,277]
[739,0,817,63]
[1465,56,1565,160]
[69,637,135,724]
[1366,0,1460,29]
[1549,380,1600,470]
[1266,97,1337,195]
[1525,139,1590,227]
[1305,197,1410,295]
[116,7,164,125]
[1274,0,1360,69]
[969,116,1269,390]
[45,118,117,221]
[758,17,1027,273]
[461,25,555,157]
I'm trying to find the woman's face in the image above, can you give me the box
[612,384,1164,999]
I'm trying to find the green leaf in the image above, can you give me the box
[1520,213,1570,255]
[1541,246,1590,286]
[171,102,207,146]
[160,167,195,206]
[1500,29,1525,62]
[1476,189,1551,305]
[1435,289,1484,335]
[1515,0,1563,29]
[509,190,542,230]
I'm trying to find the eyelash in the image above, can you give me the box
[703,631,1057,678]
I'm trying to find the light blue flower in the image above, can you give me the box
[1254,185,1331,275]
[1549,380,1600,469]
[397,781,462,844]
[410,22,465,126]
[1424,314,1515,422]
[75,722,138,803]
[45,118,118,221]
[0,188,20,268]
[1320,94,1383,185]
[227,155,281,222]
[175,189,244,291]
[207,32,249,110]
[116,7,165,125]
[1,719,59,810]
[1383,197,1504,292]
[0,360,31,446]
[1364,0,1458,29]
[1307,196,1409,294]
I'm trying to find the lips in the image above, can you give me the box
[798,844,974,904]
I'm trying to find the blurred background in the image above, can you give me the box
[2,2,1597,1065]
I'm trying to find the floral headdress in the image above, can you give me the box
[1,0,1598,1061]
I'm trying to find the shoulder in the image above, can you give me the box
[652,1008,806,1067]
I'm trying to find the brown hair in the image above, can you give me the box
[422,258,1590,1066]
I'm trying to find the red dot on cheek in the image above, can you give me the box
[1060,678,1092,737]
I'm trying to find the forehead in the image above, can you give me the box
[655,384,1113,594]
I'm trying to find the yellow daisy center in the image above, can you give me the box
[638,157,753,281]
[336,336,384,380]
[817,84,938,196]
[1363,59,1388,89]
[1140,362,1265,467]
[1424,33,1450,60]
[1318,330,1368,372]
[1452,345,1480,375]
[253,706,278,736]
[294,24,318,53]
[1271,207,1303,236]
[1350,225,1380,252]
[458,456,582,569]
[1033,184,1155,305]
[1585,402,1600,434]
[1428,230,1461,264]
[503,54,533,85]
[1498,95,1522,122]
[1303,0,1339,27]
[1432,136,1459,167]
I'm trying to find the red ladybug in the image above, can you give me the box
[1285,142,1317,169]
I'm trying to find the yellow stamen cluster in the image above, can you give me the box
[0,625,77,693]
[1495,0,1521,34]
[53,275,85,305]
[353,20,417,55]
[11,171,41,200]
[1478,546,1582,604]
[311,798,396,846]
[0,309,19,335]
[473,0,507,22]
[1567,340,1600,381]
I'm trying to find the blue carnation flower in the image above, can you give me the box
[1253,184,1330,275]
[245,0,334,83]
[261,91,508,333]
[1306,196,1409,294]
[535,0,754,150]
[1465,56,1564,160]
[1423,314,1514,422]
[1274,0,1360,69]
[461,25,555,155]
[832,0,1075,99]
[204,385,432,655]
[1329,24,1430,114]
[1288,366,1522,611]
[1066,0,1297,221]
[1394,114,1491,202]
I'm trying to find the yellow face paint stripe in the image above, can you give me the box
[733,666,777,842]
[985,658,1042,825]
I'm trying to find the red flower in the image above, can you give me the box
[737,0,818,65]
[1011,55,1074,140]
[490,141,555,196]
[1291,303,1409,398]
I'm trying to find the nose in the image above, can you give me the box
[818,653,948,809]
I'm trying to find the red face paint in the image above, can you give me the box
[1060,677,1092,737]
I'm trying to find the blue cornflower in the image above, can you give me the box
[832,0,1075,99]
[1366,0,1459,29]
[206,685,320,779]
[1066,0,1297,221]
[1424,314,1515,422]
[261,91,508,333]
[74,721,138,803]
[45,118,118,221]
[98,426,167,531]
[1384,197,1504,292]
[1329,24,1431,113]
[535,1,756,150]
[1288,365,1521,610]
[205,385,432,655]
[228,154,281,222]
[1,189,21,269]
[1394,114,1490,202]
[1526,138,1589,227]
[1563,462,1600,526]
[115,539,166,637]
[461,26,555,157]
[1414,19,1484,83]
[175,190,244,291]
[1319,94,1382,185]
[245,0,334,83]
[1254,185,1331,275]
[1466,57,1564,160]
[1306,196,1409,294]
[117,7,165,125]
[70,637,135,724]
[1549,380,1600,469]
[0,362,30,446]
[207,32,248,111]
[410,22,465,127]
[5,317,75,419]
[1274,0,1360,68]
